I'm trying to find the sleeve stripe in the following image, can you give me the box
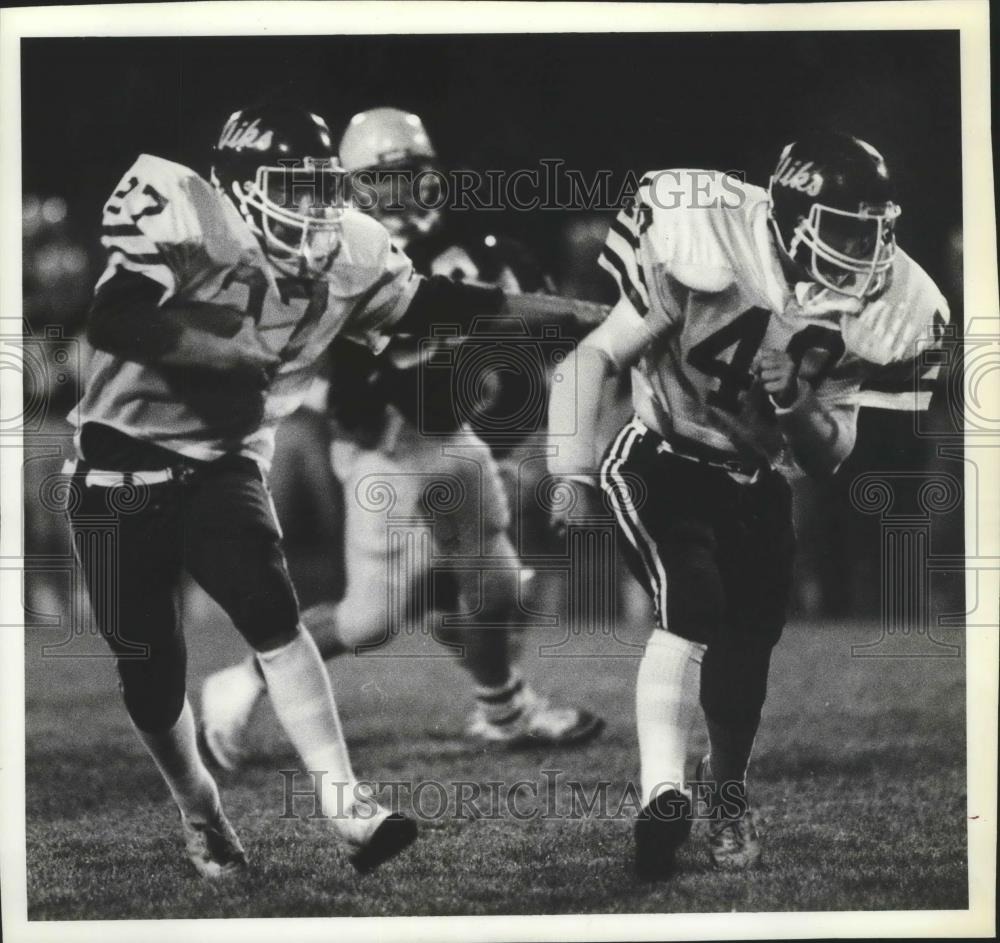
[608,217,650,294]
[604,226,648,287]
[854,390,934,411]
[103,223,144,237]
[598,245,649,317]
[102,244,166,266]
[860,377,938,395]
[609,216,640,250]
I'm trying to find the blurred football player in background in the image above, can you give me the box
[201,107,604,765]
[67,101,605,878]
[548,132,948,879]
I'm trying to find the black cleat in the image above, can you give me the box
[347,812,418,875]
[695,754,762,871]
[181,806,248,879]
[634,788,694,881]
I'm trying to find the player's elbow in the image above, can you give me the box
[87,299,141,357]
[797,432,855,480]
[87,271,169,359]
[577,337,619,379]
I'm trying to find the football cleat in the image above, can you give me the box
[334,786,418,874]
[695,755,763,871]
[199,662,265,771]
[347,813,419,875]
[634,788,694,881]
[465,685,604,748]
[180,805,248,879]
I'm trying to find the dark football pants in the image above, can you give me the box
[66,456,300,732]
[600,419,796,730]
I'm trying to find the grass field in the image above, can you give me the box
[24,601,968,919]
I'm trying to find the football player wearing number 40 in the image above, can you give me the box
[548,131,949,880]
[65,100,608,879]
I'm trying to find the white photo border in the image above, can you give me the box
[1,3,995,941]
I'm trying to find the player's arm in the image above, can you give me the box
[390,275,610,337]
[87,269,279,380]
[753,349,859,477]
[547,298,659,480]
[344,211,611,353]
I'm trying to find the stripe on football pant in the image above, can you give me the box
[600,420,668,625]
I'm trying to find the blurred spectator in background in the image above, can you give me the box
[23,194,92,336]
[21,194,94,626]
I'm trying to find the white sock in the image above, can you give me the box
[635,630,706,805]
[256,629,358,817]
[133,699,220,823]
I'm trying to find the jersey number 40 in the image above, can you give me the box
[687,306,845,412]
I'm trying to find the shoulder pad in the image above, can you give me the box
[103,154,218,248]
[885,247,951,336]
[337,208,393,269]
[635,169,768,293]
[840,249,950,366]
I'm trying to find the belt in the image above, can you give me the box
[61,458,191,488]
[633,420,765,483]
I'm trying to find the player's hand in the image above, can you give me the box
[753,348,801,408]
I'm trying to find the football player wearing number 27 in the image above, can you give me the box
[548,132,949,879]
[65,102,607,879]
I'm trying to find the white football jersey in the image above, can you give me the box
[598,170,949,471]
[70,154,419,467]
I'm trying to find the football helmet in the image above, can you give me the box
[338,107,442,248]
[768,131,900,299]
[211,103,345,275]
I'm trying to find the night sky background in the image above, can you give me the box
[22,31,960,287]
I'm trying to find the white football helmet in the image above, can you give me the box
[339,107,442,247]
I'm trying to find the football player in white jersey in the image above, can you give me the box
[200,107,602,764]
[548,131,949,879]
[66,102,604,878]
